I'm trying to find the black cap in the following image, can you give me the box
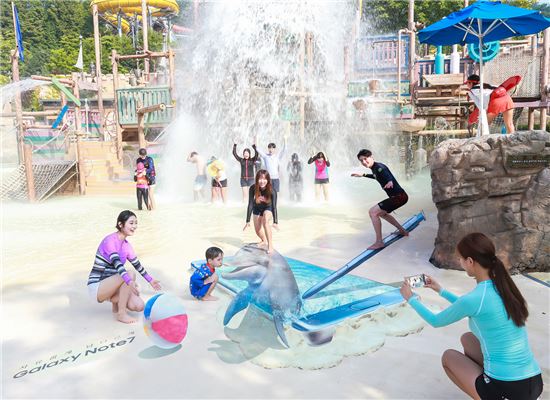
[465,74,480,84]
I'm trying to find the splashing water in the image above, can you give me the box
[184,2,351,142]
[0,79,49,110]
[159,1,400,202]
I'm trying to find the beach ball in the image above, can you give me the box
[143,293,188,349]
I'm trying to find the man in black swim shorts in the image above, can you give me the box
[352,149,409,250]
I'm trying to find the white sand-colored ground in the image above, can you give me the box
[1,173,549,399]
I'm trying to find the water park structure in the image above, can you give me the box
[1,2,549,397]
[1,0,190,200]
[2,0,549,203]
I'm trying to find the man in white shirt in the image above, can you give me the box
[254,137,286,192]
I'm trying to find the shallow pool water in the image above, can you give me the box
[196,257,396,316]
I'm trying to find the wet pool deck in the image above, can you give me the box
[2,186,548,399]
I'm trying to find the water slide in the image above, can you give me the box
[91,0,181,35]
[103,13,131,34]
[302,212,426,299]
[91,0,179,16]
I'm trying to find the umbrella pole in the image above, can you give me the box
[479,34,484,136]
[478,32,489,136]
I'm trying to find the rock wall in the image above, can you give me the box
[429,130,550,272]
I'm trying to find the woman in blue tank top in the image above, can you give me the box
[401,233,542,400]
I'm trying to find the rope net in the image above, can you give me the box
[485,46,542,98]
[1,161,76,202]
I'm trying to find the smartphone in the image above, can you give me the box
[405,274,426,288]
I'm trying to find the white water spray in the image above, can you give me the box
[0,79,49,111]
[160,1,401,202]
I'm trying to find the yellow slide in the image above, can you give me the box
[103,12,132,33]
[90,0,179,17]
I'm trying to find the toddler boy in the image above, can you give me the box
[189,247,223,301]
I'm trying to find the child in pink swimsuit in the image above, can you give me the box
[134,162,149,210]
[308,152,330,201]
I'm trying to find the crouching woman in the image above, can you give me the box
[87,210,161,323]
[401,232,542,400]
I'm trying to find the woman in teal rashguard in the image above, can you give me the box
[401,233,542,400]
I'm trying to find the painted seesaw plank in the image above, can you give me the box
[301,211,426,300]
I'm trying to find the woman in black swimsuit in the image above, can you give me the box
[233,143,258,203]
[243,170,278,254]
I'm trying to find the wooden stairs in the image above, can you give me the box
[80,141,134,195]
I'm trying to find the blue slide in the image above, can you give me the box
[51,104,69,129]
[302,211,426,299]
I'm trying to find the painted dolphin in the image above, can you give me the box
[222,244,302,348]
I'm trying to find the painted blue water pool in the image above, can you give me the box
[191,256,402,326]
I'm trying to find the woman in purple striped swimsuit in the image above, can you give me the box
[87,210,161,323]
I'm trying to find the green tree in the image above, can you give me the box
[0,32,14,77]
[99,35,135,73]
[362,0,539,33]
[174,0,194,27]
[0,0,92,77]
[45,34,81,74]
[533,1,550,17]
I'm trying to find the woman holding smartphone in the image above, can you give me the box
[400,232,542,400]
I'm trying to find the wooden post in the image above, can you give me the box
[31,75,75,86]
[111,50,123,162]
[60,92,67,125]
[540,28,549,130]
[343,45,349,86]
[2,110,62,117]
[137,103,166,149]
[194,0,199,29]
[71,73,82,134]
[11,2,25,163]
[299,31,305,140]
[116,51,171,60]
[408,0,416,97]
[168,49,175,102]
[59,91,69,154]
[75,132,86,195]
[528,108,535,130]
[141,0,149,79]
[72,73,86,195]
[531,34,538,57]
[462,0,469,59]
[11,50,25,165]
[305,32,313,71]
[137,120,146,148]
[92,3,104,136]
[349,1,359,87]
[397,31,402,104]
[137,100,146,149]
[23,144,36,202]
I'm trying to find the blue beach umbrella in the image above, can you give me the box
[418,1,550,135]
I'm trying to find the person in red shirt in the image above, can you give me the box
[465,74,516,134]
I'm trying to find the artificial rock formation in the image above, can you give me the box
[429,130,550,272]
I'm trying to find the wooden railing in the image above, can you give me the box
[116,86,173,126]
[416,58,475,87]
[352,34,476,90]
[354,34,410,74]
